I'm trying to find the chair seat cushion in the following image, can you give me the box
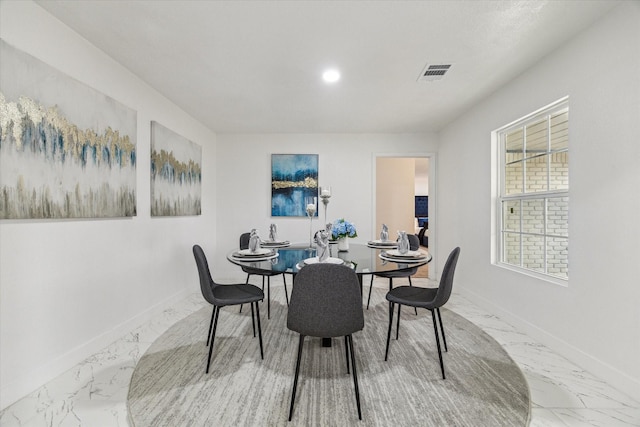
[213,284,264,306]
[242,266,282,277]
[374,268,418,278]
[386,286,438,308]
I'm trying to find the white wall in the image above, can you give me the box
[437,2,640,401]
[0,1,218,409]
[213,134,437,280]
[376,157,416,238]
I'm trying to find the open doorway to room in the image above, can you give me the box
[374,155,432,278]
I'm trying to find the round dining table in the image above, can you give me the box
[227,242,431,347]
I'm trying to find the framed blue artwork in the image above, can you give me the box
[271,154,318,217]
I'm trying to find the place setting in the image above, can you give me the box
[260,223,291,248]
[379,249,429,263]
[231,228,279,261]
[367,224,398,248]
[297,223,351,269]
[231,247,279,261]
[378,229,430,263]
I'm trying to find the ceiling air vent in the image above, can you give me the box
[418,63,452,82]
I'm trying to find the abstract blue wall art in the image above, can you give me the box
[0,40,137,219]
[271,154,318,217]
[150,121,202,216]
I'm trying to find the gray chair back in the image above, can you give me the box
[408,234,420,250]
[239,232,250,250]
[193,245,217,304]
[287,264,364,338]
[432,247,461,308]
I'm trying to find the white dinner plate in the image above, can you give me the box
[303,257,344,265]
[260,240,291,248]
[236,248,273,256]
[367,240,398,248]
[385,249,426,258]
[232,252,279,262]
[379,253,428,263]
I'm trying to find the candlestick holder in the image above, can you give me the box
[305,196,317,248]
[320,186,331,224]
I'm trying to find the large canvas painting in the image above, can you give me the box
[150,121,201,216]
[0,40,137,219]
[271,154,318,217]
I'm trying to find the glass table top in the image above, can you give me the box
[227,242,431,276]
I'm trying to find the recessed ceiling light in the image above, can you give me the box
[322,69,340,83]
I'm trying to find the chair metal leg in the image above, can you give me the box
[206,305,221,374]
[283,274,289,306]
[240,273,251,313]
[431,310,445,379]
[437,307,447,352]
[408,277,417,315]
[255,302,264,359]
[345,335,350,374]
[289,334,305,421]
[347,334,362,420]
[206,305,215,346]
[385,302,394,361]
[267,276,271,319]
[396,304,401,340]
[250,302,256,337]
[366,275,374,309]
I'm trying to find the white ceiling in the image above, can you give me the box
[36,0,618,134]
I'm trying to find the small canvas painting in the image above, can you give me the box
[150,121,201,216]
[271,154,318,217]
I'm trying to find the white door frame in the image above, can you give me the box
[372,152,437,279]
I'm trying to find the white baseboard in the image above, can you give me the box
[0,288,191,410]
[457,286,640,403]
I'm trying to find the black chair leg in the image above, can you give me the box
[347,334,362,420]
[267,277,271,319]
[345,336,350,374]
[396,304,401,340]
[250,302,256,337]
[408,277,418,315]
[289,334,305,421]
[283,274,289,306]
[431,310,445,379]
[366,275,374,309]
[240,273,251,313]
[206,305,215,346]
[255,302,264,359]
[385,302,394,361]
[437,307,447,352]
[206,305,221,374]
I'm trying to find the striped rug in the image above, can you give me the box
[128,287,530,426]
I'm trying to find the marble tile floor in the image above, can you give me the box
[1,277,638,426]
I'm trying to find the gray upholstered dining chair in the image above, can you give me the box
[367,233,421,313]
[239,232,289,319]
[287,263,365,421]
[384,247,460,379]
[192,244,265,374]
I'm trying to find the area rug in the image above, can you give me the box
[128,287,530,426]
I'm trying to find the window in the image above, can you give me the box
[495,98,569,281]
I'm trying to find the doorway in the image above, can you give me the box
[374,154,434,279]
